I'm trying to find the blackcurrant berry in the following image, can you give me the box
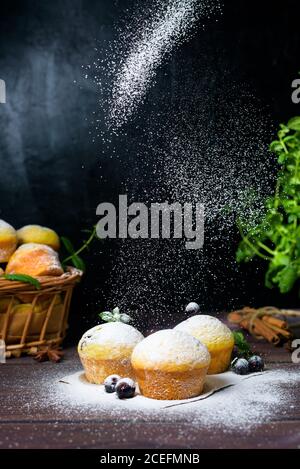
[115,378,136,399]
[185,302,200,314]
[104,374,121,393]
[231,357,249,375]
[248,355,264,372]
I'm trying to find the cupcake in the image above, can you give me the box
[78,322,144,384]
[131,329,210,400]
[174,315,234,374]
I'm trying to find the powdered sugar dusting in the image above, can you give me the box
[3,361,298,448]
[175,315,233,345]
[44,367,300,432]
[6,242,63,276]
[79,322,144,351]
[13,243,56,255]
[132,329,210,368]
[107,0,222,129]
[83,2,276,322]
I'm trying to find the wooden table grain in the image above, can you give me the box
[0,329,299,449]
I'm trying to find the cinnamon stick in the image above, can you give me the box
[263,323,292,339]
[250,318,281,345]
[262,315,288,329]
[228,312,280,344]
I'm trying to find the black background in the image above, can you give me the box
[0,0,300,341]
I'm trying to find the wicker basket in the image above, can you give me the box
[0,267,82,358]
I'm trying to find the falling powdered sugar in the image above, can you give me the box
[107,0,222,129]
[101,81,276,324]
[83,1,276,323]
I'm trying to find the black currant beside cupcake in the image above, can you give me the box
[231,331,265,375]
[231,355,264,375]
[104,374,136,399]
[115,378,136,399]
[104,374,121,393]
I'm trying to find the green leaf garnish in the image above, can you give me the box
[99,307,132,324]
[233,331,252,358]
[4,274,41,290]
[100,311,115,322]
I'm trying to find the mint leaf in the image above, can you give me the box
[61,236,76,255]
[99,307,132,324]
[233,331,252,358]
[61,226,97,273]
[72,255,86,272]
[100,311,114,322]
[4,274,41,290]
[276,264,298,294]
[288,117,300,131]
[61,236,86,272]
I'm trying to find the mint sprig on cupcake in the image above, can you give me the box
[99,307,132,324]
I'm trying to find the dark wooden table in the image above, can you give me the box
[0,333,300,449]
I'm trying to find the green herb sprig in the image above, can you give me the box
[236,117,300,294]
[99,307,132,324]
[232,331,252,358]
[61,226,97,272]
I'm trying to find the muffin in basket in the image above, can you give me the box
[17,225,60,251]
[0,219,17,262]
[5,243,63,277]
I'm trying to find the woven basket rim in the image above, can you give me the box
[0,266,83,293]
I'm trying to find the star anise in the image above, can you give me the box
[34,346,64,363]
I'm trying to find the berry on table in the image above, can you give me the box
[185,302,200,314]
[231,357,249,375]
[248,355,264,372]
[115,378,136,399]
[104,374,121,393]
